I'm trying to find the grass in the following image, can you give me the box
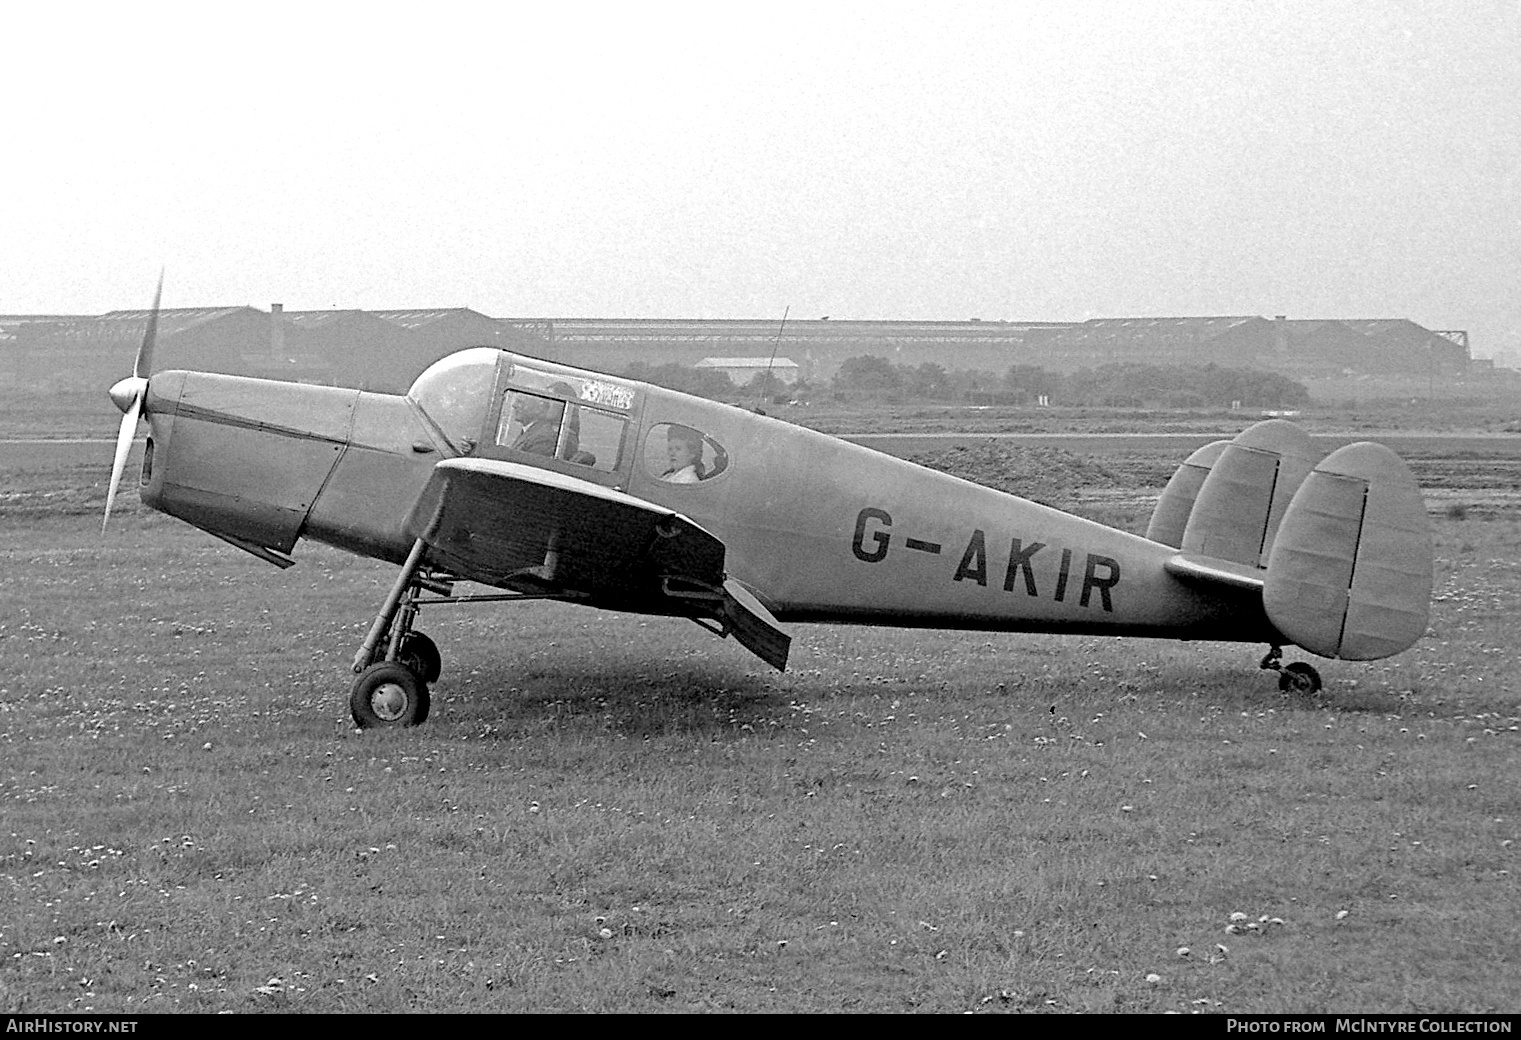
[0,433,1518,1013]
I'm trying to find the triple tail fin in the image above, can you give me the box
[1146,439,1228,548]
[1156,421,1432,661]
[1176,420,1320,567]
[1262,443,1431,660]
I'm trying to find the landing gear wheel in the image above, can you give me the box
[350,662,431,728]
[1278,662,1323,695]
[398,632,442,684]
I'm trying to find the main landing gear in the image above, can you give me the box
[346,538,566,729]
[350,539,458,729]
[1259,645,1323,695]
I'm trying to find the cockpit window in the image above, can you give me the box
[508,368,637,411]
[644,423,728,484]
[406,348,500,452]
[496,388,626,473]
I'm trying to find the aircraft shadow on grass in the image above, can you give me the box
[441,660,788,737]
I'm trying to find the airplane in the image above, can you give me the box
[104,288,1434,729]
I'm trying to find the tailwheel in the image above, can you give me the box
[350,662,431,728]
[398,632,442,684]
[1278,662,1323,695]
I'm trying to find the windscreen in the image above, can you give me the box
[406,348,500,451]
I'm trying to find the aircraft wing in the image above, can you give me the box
[403,457,789,669]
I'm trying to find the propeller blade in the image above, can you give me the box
[104,273,162,533]
[102,393,142,532]
[134,270,163,380]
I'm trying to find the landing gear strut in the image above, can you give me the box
[1259,645,1323,695]
[349,539,445,729]
[345,538,567,729]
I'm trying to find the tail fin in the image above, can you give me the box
[1263,443,1431,660]
[1146,439,1228,547]
[1178,420,1320,567]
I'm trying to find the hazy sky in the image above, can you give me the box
[4,1,1518,356]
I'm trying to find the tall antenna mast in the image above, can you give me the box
[759,305,789,406]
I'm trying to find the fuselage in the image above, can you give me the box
[138,349,1276,645]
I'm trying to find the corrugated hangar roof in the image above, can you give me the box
[1080,316,1258,335]
[369,308,497,329]
[101,306,257,337]
[1031,316,1259,349]
[1337,319,1437,340]
[282,309,388,329]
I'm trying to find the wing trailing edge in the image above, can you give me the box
[406,457,791,669]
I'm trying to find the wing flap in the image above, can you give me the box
[723,579,791,671]
[406,458,724,597]
[405,458,790,669]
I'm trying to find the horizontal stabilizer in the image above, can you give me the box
[1263,442,1431,660]
[1181,420,1319,567]
[1164,552,1266,593]
[1147,440,1228,547]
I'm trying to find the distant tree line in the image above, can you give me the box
[829,356,1310,408]
[621,356,1309,409]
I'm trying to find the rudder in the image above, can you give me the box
[1180,420,1320,567]
[1263,442,1432,660]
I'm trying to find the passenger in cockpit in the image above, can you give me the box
[661,424,706,483]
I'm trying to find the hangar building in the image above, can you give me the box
[1,308,1478,393]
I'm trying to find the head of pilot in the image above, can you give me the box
[519,393,558,424]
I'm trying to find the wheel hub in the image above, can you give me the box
[371,682,409,721]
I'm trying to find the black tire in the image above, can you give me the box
[398,632,442,684]
[350,662,431,728]
[1278,662,1323,695]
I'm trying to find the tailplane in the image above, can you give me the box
[1156,422,1432,661]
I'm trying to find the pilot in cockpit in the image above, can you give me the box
[510,383,580,461]
[510,395,562,456]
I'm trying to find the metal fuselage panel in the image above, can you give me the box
[138,356,1271,644]
[302,392,448,564]
[143,372,355,553]
[626,390,1273,642]
[142,372,444,562]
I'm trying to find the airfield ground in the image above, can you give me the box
[0,397,1517,1013]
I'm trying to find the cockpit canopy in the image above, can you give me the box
[407,349,643,474]
[406,348,501,451]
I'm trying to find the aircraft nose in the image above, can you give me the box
[108,375,148,415]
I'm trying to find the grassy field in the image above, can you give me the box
[1,405,1518,1013]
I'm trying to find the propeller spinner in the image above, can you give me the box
[103,274,162,532]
